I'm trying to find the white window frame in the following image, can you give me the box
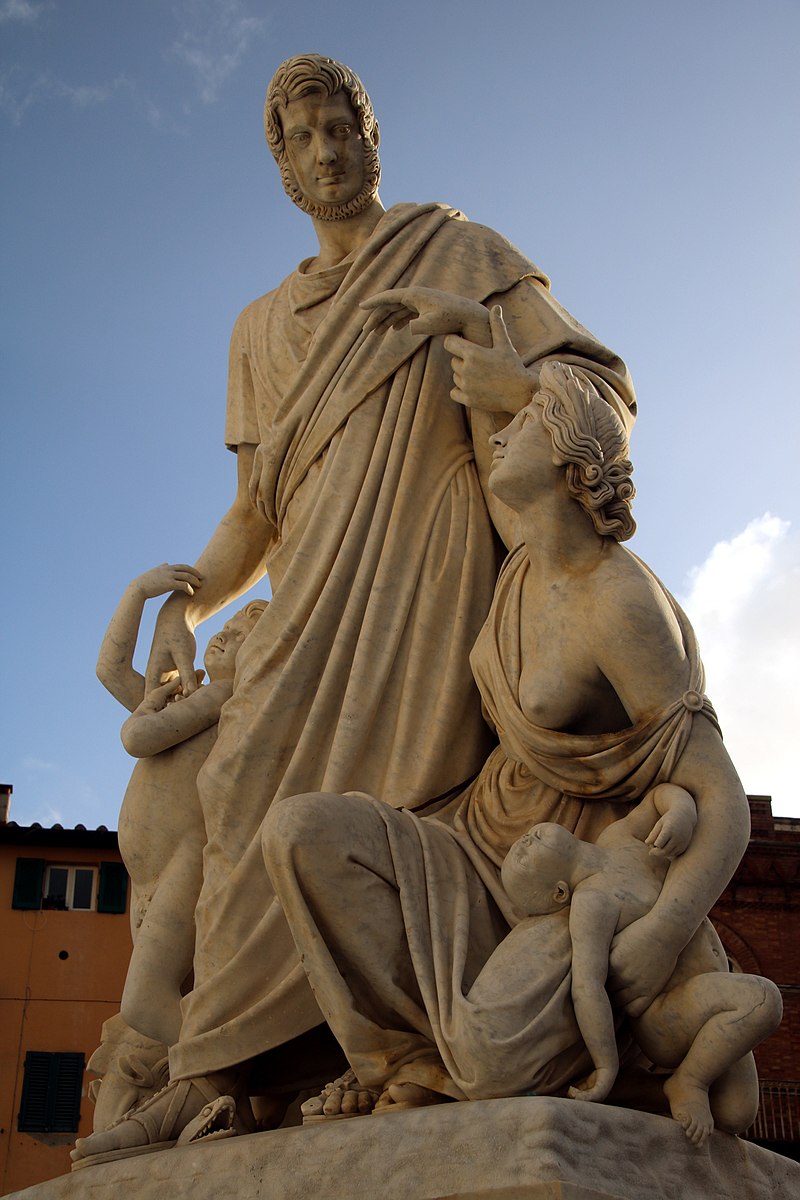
[43,864,98,911]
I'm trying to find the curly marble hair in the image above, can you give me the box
[535,362,636,542]
[264,54,381,221]
[239,599,268,624]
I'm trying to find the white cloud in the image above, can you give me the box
[0,68,46,123]
[168,0,268,104]
[679,514,800,819]
[0,67,176,130]
[0,0,51,23]
[0,66,127,124]
[0,2,262,124]
[21,756,60,774]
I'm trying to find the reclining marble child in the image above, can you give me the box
[499,786,781,1147]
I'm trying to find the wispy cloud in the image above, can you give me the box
[168,0,268,104]
[0,1,263,125]
[21,756,60,774]
[679,514,800,819]
[0,0,52,24]
[0,65,128,125]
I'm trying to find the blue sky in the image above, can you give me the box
[3,0,799,826]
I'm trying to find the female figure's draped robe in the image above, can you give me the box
[170,203,635,1079]
[263,546,719,1101]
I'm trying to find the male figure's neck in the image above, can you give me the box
[308,197,386,269]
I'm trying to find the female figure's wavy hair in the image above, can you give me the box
[264,54,380,221]
[535,362,636,542]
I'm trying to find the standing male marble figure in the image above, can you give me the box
[74,53,635,1163]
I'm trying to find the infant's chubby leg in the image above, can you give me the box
[661,1073,714,1149]
[707,1051,760,1135]
[635,972,781,1147]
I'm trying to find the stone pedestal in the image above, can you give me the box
[5,1098,799,1200]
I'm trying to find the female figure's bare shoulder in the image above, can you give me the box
[590,544,679,628]
[587,544,691,722]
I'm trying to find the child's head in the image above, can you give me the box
[203,600,268,682]
[501,822,579,916]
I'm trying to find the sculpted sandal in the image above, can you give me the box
[71,1077,240,1169]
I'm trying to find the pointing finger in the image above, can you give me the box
[489,304,514,349]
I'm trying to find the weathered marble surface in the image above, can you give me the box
[259,361,756,1135]
[9,1100,800,1200]
[134,52,637,1088]
[72,52,779,1181]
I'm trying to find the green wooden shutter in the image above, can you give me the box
[97,861,128,913]
[17,1053,50,1129]
[12,858,44,910]
[18,1052,84,1132]
[51,1053,85,1132]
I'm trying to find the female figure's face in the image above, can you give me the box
[488,404,560,510]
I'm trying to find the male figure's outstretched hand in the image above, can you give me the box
[361,287,488,342]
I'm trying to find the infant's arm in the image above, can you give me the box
[121,678,231,758]
[645,783,697,860]
[599,783,696,861]
[97,564,203,712]
[567,886,621,1103]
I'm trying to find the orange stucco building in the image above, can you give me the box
[0,786,132,1193]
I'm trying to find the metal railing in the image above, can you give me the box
[746,1082,800,1142]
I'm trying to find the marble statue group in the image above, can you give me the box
[72,54,782,1171]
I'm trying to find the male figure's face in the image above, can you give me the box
[279,91,365,213]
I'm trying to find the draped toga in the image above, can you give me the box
[171,203,636,1078]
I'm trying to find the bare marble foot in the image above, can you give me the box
[663,1071,714,1148]
[373,1082,450,1113]
[301,1070,378,1123]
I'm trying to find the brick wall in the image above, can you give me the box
[710,797,800,1152]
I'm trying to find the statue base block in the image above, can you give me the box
[5,1098,799,1200]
